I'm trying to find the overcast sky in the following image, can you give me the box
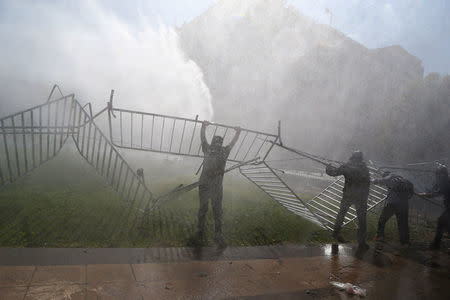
[83,0,449,75]
[0,0,448,75]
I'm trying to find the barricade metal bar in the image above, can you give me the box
[116,161,124,191]
[30,110,36,169]
[233,131,248,160]
[0,158,3,186]
[160,116,165,151]
[11,117,20,177]
[179,120,186,153]
[188,116,198,153]
[106,147,113,179]
[243,134,258,161]
[60,98,67,148]
[126,175,135,201]
[75,105,82,145]
[120,111,123,145]
[85,117,92,158]
[112,107,277,137]
[0,130,75,135]
[1,120,12,181]
[54,100,59,156]
[70,100,154,235]
[255,135,268,157]
[39,106,43,163]
[121,168,129,198]
[66,98,74,141]
[169,118,176,152]
[101,140,107,175]
[240,162,328,230]
[151,115,155,149]
[140,114,144,148]
[130,112,134,147]
[109,108,278,163]
[89,127,95,162]
[20,113,28,173]
[111,154,118,186]
[95,132,102,169]
[306,169,388,228]
[0,96,72,189]
[0,95,74,122]
[80,112,87,155]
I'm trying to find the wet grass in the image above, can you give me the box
[0,149,431,248]
[0,151,332,247]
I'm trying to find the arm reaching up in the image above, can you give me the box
[228,126,241,149]
[326,164,346,177]
[201,121,210,153]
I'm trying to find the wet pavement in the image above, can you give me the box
[0,243,449,299]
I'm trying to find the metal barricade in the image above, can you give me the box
[0,94,76,189]
[240,162,327,229]
[306,168,388,228]
[108,108,278,162]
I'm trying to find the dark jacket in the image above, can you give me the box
[425,179,450,209]
[200,144,231,183]
[326,161,370,204]
[373,174,413,205]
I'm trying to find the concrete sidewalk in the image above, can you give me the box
[0,243,449,299]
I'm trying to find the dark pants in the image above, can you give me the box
[432,208,450,247]
[334,197,367,245]
[377,203,409,244]
[198,178,223,239]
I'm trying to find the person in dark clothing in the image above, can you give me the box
[326,150,370,249]
[196,121,241,248]
[373,172,414,245]
[418,165,450,249]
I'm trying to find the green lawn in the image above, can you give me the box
[0,149,427,248]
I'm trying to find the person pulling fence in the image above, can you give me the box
[325,150,370,249]
[373,171,414,245]
[195,121,241,248]
[418,165,450,250]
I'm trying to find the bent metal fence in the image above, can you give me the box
[108,107,279,163]
[2,84,424,236]
[0,94,76,188]
[72,99,155,231]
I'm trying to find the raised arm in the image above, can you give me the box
[372,174,393,187]
[201,121,210,153]
[325,164,346,177]
[227,126,241,149]
[418,183,441,198]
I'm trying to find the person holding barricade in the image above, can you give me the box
[418,165,450,250]
[195,121,241,248]
[326,150,371,249]
[372,171,414,246]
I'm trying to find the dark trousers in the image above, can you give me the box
[198,180,223,239]
[432,208,450,246]
[377,203,409,244]
[334,197,367,244]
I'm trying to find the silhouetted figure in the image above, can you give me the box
[326,151,370,249]
[196,121,241,248]
[373,172,413,245]
[418,165,450,250]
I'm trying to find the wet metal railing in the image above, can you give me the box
[306,168,388,228]
[0,95,76,188]
[108,108,279,163]
[0,87,156,235]
[0,85,395,236]
[240,162,327,229]
[71,100,155,229]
